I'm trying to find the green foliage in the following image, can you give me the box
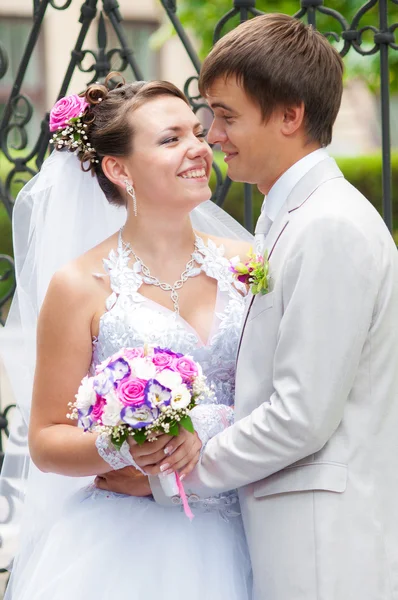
[153,0,398,92]
[132,429,148,446]
[168,421,180,436]
[0,203,14,305]
[179,414,195,433]
[111,429,129,450]
[0,203,12,258]
[210,151,398,243]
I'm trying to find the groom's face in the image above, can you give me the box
[206,77,284,193]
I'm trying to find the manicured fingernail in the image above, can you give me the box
[160,463,170,472]
[179,474,185,481]
[164,446,171,455]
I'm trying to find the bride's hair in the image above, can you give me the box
[55,72,189,206]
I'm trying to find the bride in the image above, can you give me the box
[1,73,253,599]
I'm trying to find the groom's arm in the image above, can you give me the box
[170,216,379,498]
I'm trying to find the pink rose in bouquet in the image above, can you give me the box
[117,378,146,407]
[152,351,175,370]
[91,396,106,422]
[175,356,199,381]
[124,348,144,360]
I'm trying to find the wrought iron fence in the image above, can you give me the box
[0,0,397,577]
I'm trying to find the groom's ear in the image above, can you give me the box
[102,156,130,188]
[280,102,305,137]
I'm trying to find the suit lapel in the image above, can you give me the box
[236,158,344,360]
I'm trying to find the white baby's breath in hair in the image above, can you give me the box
[50,114,100,164]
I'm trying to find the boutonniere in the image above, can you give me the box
[230,248,269,295]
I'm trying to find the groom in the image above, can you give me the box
[97,14,398,599]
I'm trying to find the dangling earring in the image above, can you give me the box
[124,180,137,217]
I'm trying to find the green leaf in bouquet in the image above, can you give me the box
[133,429,148,446]
[111,430,128,451]
[179,415,194,433]
[168,421,180,437]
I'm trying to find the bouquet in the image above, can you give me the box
[68,345,211,518]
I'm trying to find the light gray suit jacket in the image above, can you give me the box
[152,158,398,600]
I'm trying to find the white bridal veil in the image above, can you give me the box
[0,149,252,576]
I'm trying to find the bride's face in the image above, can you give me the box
[124,96,213,213]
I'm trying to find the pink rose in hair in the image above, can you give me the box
[49,94,88,132]
[117,378,146,407]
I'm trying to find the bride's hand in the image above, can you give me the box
[158,428,202,480]
[128,429,202,479]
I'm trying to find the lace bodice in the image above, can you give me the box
[91,233,247,519]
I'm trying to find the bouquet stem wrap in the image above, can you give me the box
[160,472,194,520]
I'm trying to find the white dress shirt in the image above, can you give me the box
[255,148,329,252]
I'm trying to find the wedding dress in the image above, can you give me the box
[5,231,252,600]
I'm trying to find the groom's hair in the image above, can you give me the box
[199,13,344,147]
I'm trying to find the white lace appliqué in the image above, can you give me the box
[95,434,139,471]
[190,403,234,448]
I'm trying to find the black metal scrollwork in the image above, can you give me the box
[289,0,394,230]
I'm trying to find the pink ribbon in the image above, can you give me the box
[175,473,194,521]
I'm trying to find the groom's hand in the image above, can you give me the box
[128,429,202,479]
[94,467,151,497]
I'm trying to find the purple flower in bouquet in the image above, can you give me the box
[107,358,130,382]
[154,347,183,359]
[144,379,172,409]
[93,369,115,395]
[117,378,146,407]
[77,407,94,431]
[121,404,159,428]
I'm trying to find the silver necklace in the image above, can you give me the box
[119,229,200,315]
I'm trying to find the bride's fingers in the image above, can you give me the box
[179,452,201,480]
[167,447,200,475]
[140,443,189,474]
[157,432,201,472]
[129,434,172,457]
[134,433,188,469]
[134,448,175,469]
[161,428,198,458]
[157,439,199,474]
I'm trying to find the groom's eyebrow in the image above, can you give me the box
[209,101,235,112]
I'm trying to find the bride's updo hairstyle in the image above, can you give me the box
[55,72,189,206]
